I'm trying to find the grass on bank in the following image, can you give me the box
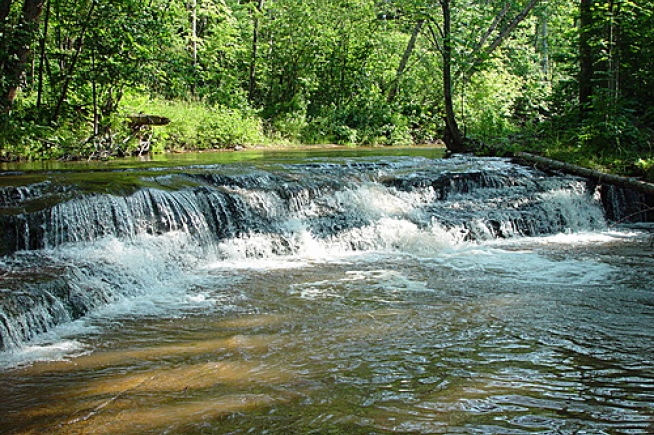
[539,146,653,183]
[0,94,273,161]
[1,93,652,183]
[119,94,267,152]
[0,92,419,161]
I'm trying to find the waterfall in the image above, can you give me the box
[0,155,621,351]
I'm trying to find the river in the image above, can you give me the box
[0,149,652,434]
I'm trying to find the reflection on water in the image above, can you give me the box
[0,234,652,435]
[0,146,445,177]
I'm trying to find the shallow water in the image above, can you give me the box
[0,233,652,435]
[0,151,652,434]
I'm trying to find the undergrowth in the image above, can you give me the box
[120,94,266,152]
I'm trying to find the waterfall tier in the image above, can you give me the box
[0,155,642,351]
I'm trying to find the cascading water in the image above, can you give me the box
[0,152,652,435]
[0,156,611,352]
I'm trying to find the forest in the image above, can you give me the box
[0,0,652,181]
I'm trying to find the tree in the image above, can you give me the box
[190,0,198,94]
[255,1,379,117]
[248,0,264,101]
[618,1,654,118]
[387,19,425,104]
[197,0,252,108]
[579,0,593,111]
[1,0,647,166]
[389,0,543,151]
[0,0,46,112]
[439,0,541,152]
[440,0,466,151]
[574,0,653,152]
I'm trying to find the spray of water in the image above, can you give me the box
[0,156,619,361]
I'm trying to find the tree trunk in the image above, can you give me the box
[484,0,540,56]
[51,0,94,123]
[36,0,50,109]
[190,0,198,95]
[579,0,593,112]
[1,0,46,111]
[471,2,510,58]
[248,0,265,102]
[441,0,466,153]
[606,0,620,103]
[387,19,424,104]
[0,0,14,101]
[538,10,549,77]
[436,0,541,152]
[465,0,541,78]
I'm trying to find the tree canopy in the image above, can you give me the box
[0,0,652,179]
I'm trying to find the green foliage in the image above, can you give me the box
[270,111,309,144]
[578,102,643,152]
[635,158,654,181]
[526,0,654,181]
[193,1,250,108]
[120,93,264,151]
[0,113,88,161]
[0,0,651,182]
[303,93,414,147]
[462,61,522,142]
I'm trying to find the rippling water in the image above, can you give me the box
[1,151,652,434]
[0,232,652,435]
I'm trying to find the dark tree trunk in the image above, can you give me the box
[0,0,14,93]
[579,0,594,113]
[482,0,540,58]
[51,0,94,123]
[248,0,265,102]
[605,0,620,103]
[387,19,424,104]
[538,11,550,76]
[0,0,12,23]
[438,0,541,152]
[36,0,50,109]
[1,0,46,111]
[465,0,541,79]
[190,0,197,95]
[441,0,466,153]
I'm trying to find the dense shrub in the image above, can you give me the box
[120,94,264,151]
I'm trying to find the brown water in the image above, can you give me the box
[0,234,652,435]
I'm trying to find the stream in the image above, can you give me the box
[0,149,652,435]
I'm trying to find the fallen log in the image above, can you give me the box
[512,151,654,197]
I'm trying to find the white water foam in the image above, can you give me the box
[0,340,89,369]
[0,153,641,369]
[2,226,641,370]
[0,231,241,369]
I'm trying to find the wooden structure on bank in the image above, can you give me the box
[126,114,171,156]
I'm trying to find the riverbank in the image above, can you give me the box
[2,136,651,183]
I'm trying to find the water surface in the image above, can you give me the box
[0,150,652,435]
